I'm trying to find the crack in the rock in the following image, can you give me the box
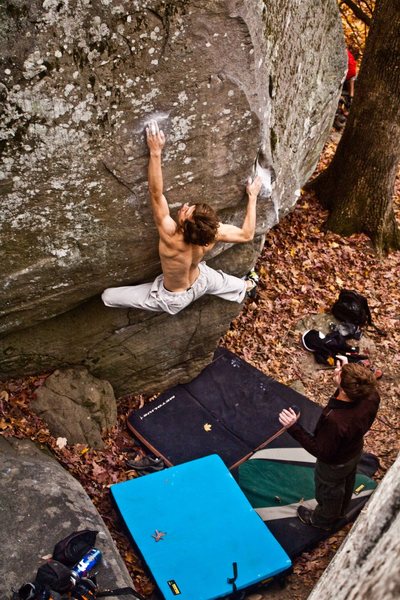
[102,160,137,196]
[184,307,202,354]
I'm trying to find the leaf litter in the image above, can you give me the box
[1,161,399,600]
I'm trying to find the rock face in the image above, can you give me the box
[307,454,400,600]
[0,437,135,598]
[32,367,117,447]
[0,0,345,394]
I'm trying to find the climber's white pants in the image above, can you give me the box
[101,262,246,315]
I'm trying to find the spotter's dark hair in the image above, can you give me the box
[340,362,377,402]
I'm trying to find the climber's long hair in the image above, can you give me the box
[181,203,219,246]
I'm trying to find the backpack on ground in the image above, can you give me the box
[52,530,98,567]
[35,560,72,594]
[331,290,386,335]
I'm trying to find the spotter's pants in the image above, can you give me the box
[313,452,362,528]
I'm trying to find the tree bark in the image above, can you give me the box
[340,0,372,26]
[311,0,400,254]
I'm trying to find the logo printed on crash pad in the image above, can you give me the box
[203,423,212,432]
[167,580,181,595]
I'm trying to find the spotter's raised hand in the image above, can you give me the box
[278,407,300,428]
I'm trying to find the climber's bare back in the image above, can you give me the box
[159,228,215,292]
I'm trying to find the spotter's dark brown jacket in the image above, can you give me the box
[288,389,380,464]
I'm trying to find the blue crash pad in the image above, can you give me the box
[111,455,291,600]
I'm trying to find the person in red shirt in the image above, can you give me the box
[346,49,357,101]
[334,48,358,129]
[279,356,380,530]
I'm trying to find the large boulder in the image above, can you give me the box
[0,0,346,394]
[0,436,135,598]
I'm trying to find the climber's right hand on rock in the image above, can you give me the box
[246,175,262,198]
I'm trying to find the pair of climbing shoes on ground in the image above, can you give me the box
[126,453,165,475]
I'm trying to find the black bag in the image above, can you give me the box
[35,560,72,593]
[332,290,371,326]
[52,529,98,567]
[332,289,386,335]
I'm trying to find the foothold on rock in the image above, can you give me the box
[32,367,117,448]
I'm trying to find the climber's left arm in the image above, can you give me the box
[146,120,176,236]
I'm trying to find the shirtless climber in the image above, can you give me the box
[102,120,262,315]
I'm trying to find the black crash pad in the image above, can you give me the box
[128,347,322,469]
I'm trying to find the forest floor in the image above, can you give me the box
[219,132,400,598]
[1,131,399,599]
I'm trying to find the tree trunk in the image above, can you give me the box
[311,0,400,254]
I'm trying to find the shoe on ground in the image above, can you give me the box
[334,114,347,130]
[297,505,332,531]
[126,455,165,472]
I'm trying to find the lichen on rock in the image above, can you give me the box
[0,0,345,393]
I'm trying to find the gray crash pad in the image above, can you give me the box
[0,436,135,598]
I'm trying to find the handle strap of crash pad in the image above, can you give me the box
[97,587,145,599]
